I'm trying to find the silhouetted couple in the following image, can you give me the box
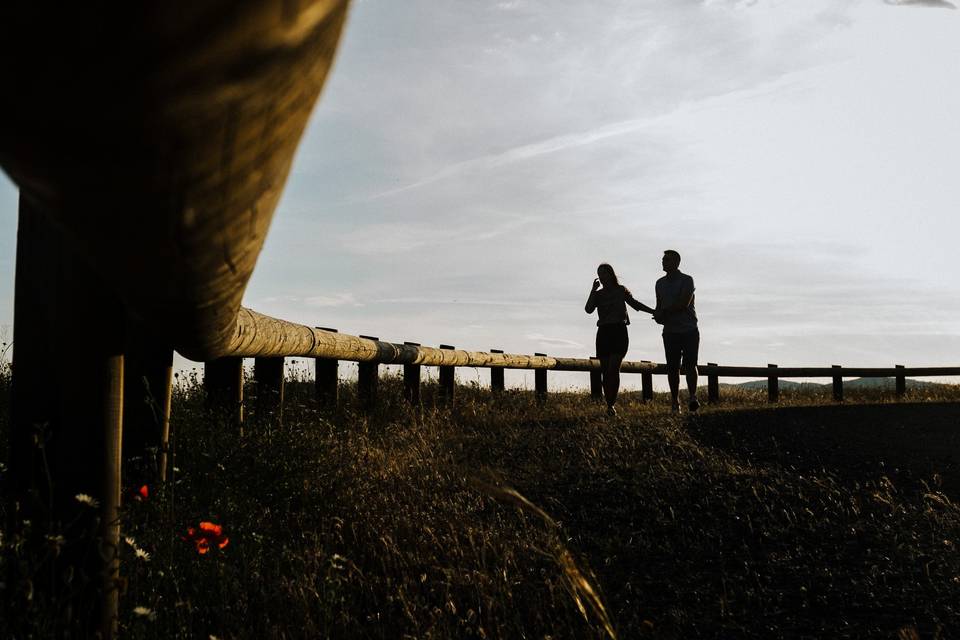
[584,250,699,416]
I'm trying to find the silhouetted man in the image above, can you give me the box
[654,250,699,412]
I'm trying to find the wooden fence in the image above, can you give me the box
[200,311,960,425]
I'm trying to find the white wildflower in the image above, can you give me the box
[74,494,99,508]
[132,606,155,620]
[125,536,151,561]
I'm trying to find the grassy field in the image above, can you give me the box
[2,367,960,638]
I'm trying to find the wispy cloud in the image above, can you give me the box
[525,333,584,349]
[304,293,362,308]
[884,0,956,8]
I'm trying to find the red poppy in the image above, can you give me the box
[137,485,149,500]
[182,521,230,554]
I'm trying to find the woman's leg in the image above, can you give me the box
[604,352,625,408]
[598,355,609,401]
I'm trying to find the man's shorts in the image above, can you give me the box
[663,329,699,373]
[596,323,629,358]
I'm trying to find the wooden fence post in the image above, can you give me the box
[254,357,285,426]
[438,344,455,406]
[767,364,779,403]
[707,362,719,404]
[205,357,244,432]
[357,335,379,410]
[403,341,421,405]
[590,357,603,402]
[123,326,174,486]
[315,328,339,411]
[534,353,548,402]
[641,362,654,403]
[490,349,505,394]
[895,364,906,397]
[9,198,124,636]
[832,365,843,402]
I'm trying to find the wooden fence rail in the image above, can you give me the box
[201,311,960,423]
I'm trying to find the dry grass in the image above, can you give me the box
[2,366,960,638]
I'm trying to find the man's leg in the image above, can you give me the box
[663,334,681,411]
[683,331,701,411]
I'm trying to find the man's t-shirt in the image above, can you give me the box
[655,272,697,334]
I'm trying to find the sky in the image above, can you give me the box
[1,0,959,390]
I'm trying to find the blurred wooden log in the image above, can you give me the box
[0,1,351,361]
[9,196,124,637]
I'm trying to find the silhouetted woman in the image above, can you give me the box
[585,263,655,416]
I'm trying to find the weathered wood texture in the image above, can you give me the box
[0,1,351,361]
[9,199,124,636]
[217,314,960,380]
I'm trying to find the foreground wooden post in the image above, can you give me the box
[357,336,379,410]
[767,364,779,403]
[590,357,603,402]
[403,341,422,405]
[832,365,843,403]
[641,364,654,403]
[205,357,244,431]
[895,364,906,397]
[438,344,455,406]
[123,327,174,485]
[534,353,548,402]
[490,349,505,394]
[254,357,285,426]
[707,362,720,404]
[315,328,339,411]
[9,199,124,637]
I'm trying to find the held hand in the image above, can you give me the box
[592,278,601,292]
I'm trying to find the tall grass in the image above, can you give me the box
[2,367,960,638]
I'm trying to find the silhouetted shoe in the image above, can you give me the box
[671,402,681,414]
[688,397,700,413]
[606,405,617,417]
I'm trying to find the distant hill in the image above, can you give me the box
[724,378,953,391]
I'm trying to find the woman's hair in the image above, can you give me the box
[597,262,619,286]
